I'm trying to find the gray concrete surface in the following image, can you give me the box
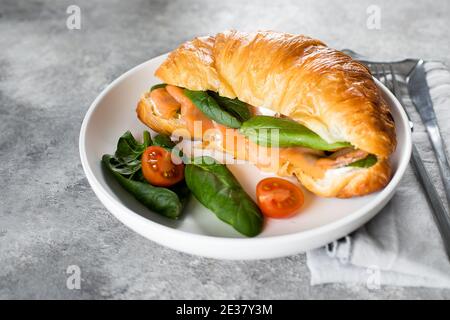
[1,0,450,299]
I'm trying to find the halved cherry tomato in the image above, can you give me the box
[256,177,304,218]
[141,146,184,187]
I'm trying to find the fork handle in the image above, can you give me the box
[411,144,450,260]
[425,119,450,210]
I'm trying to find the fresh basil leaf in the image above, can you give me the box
[150,83,167,91]
[102,155,183,219]
[240,115,351,151]
[153,134,176,150]
[184,90,242,128]
[185,156,263,237]
[209,92,251,122]
[348,154,377,168]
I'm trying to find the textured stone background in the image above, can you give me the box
[1,0,450,299]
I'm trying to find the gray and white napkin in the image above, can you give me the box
[307,61,450,288]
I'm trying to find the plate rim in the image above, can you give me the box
[79,54,412,252]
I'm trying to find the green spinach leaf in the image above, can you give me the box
[185,156,263,237]
[108,131,151,176]
[183,90,242,128]
[153,134,176,150]
[102,155,184,219]
[150,83,167,91]
[102,131,188,219]
[240,115,351,151]
[348,154,377,168]
[209,92,252,122]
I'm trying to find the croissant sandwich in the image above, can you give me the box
[136,30,396,198]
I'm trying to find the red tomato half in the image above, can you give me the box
[141,146,184,187]
[256,177,304,218]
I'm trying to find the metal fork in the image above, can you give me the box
[369,62,450,259]
[407,60,450,211]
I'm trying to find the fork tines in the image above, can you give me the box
[368,63,412,123]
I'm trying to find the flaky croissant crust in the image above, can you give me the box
[155,30,396,158]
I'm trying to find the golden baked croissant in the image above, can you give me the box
[137,30,397,198]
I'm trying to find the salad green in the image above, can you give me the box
[240,115,351,151]
[185,156,263,237]
[102,131,189,219]
[183,90,243,128]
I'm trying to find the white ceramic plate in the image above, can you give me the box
[79,54,412,260]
